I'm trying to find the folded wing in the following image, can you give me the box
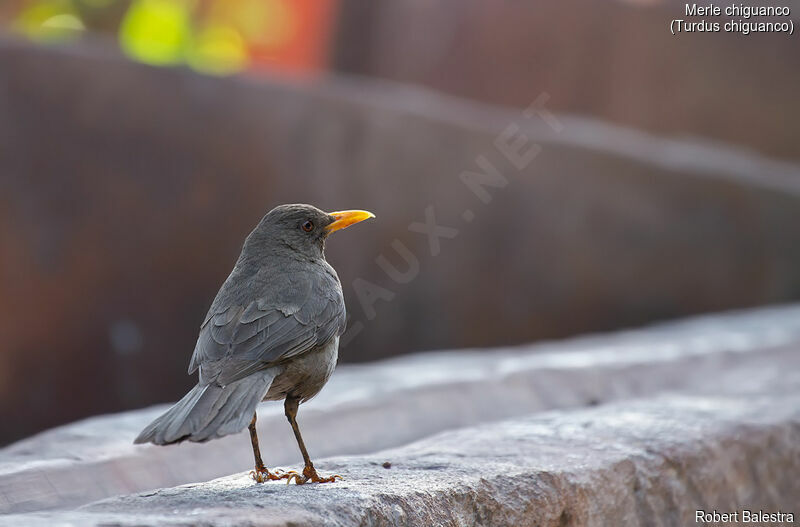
[189,270,346,386]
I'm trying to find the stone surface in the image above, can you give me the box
[1,304,799,519]
[2,362,798,526]
[2,35,800,445]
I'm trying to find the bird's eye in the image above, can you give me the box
[301,220,314,232]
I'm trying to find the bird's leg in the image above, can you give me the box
[284,397,341,485]
[248,413,295,483]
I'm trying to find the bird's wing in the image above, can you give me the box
[189,270,345,386]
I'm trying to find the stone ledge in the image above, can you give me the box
[2,305,800,514]
[4,364,798,526]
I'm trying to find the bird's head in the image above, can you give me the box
[247,204,375,260]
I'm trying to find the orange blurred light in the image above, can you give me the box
[247,0,337,78]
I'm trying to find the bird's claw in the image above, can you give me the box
[250,468,296,483]
[286,466,342,485]
[250,470,267,483]
[286,472,305,485]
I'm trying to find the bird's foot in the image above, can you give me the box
[286,465,342,485]
[250,467,297,483]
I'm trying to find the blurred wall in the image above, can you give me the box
[1,36,800,444]
[333,0,800,162]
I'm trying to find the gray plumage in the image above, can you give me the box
[135,204,351,446]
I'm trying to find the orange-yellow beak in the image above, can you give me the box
[325,210,376,233]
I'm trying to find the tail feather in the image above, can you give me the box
[134,369,276,445]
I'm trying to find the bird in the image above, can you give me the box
[134,204,375,484]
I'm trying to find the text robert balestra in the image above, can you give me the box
[696,509,794,524]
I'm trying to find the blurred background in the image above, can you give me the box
[1,0,799,446]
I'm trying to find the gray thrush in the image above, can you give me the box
[135,204,375,484]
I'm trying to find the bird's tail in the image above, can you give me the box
[134,370,276,445]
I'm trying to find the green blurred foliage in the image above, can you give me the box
[14,0,85,42]
[188,24,247,75]
[10,0,258,75]
[119,0,192,65]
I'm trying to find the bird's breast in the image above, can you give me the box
[263,336,339,403]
